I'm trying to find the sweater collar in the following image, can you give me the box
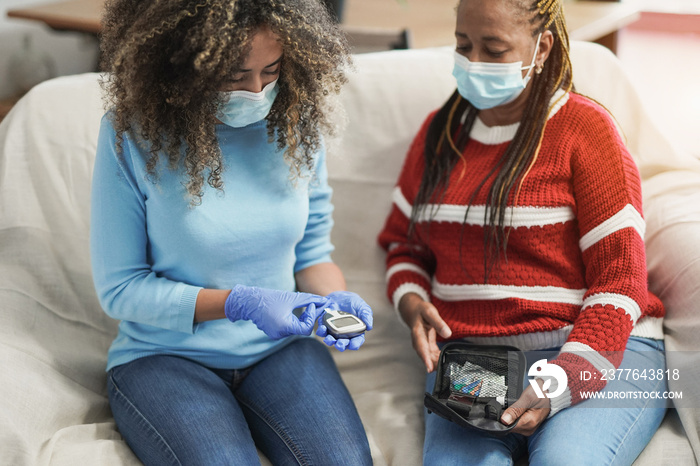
[467,89,570,145]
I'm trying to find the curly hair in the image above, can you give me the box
[99,0,351,205]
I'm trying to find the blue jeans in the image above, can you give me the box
[423,336,668,466]
[107,338,372,465]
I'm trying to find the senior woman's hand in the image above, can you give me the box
[500,378,551,436]
[398,292,452,373]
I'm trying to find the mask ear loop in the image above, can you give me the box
[520,33,543,81]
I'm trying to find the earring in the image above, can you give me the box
[535,64,544,75]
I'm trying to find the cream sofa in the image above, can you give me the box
[0,41,698,465]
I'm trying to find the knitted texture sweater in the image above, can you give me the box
[91,114,335,371]
[378,92,665,414]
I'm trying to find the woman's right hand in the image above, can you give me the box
[224,285,328,340]
[398,293,452,373]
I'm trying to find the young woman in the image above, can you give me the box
[378,0,668,464]
[91,0,373,464]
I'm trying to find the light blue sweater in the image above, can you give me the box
[90,115,335,371]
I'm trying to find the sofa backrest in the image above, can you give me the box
[327,47,455,288]
[0,73,113,384]
[0,73,123,464]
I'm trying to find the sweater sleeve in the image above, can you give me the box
[90,115,202,334]
[547,100,664,415]
[377,114,437,314]
[294,144,335,272]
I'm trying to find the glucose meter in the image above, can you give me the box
[322,309,367,339]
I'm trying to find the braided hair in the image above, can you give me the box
[409,0,574,281]
[100,0,351,205]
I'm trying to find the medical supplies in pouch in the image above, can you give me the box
[424,342,526,436]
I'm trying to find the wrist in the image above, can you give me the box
[325,290,351,301]
[223,288,239,322]
[194,288,233,323]
[224,284,258,322]
[392,282,430,314]
[398,292,423,326]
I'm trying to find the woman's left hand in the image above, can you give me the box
[316,291,373,351]
[500,378,551,436]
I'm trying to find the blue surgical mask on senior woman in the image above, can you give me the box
[217,78,279,128]
[452,33,542,110]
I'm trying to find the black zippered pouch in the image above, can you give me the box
[424,342,526,436]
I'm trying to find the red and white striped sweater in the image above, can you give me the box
[377,92,665,414]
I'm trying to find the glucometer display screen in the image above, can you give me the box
[332,317,360,327]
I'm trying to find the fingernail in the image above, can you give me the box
[501,413,513,425]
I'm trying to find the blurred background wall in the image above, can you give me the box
[0,0,98,99]
[0,0,697,157]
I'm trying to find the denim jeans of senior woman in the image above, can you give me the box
[107,338,372,466]
[423,336,669,466]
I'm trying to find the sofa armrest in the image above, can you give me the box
[644,186,700,460]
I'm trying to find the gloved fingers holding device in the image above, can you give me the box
[316,291,373,351]
[224,284,329,340]
[318,310,367,351]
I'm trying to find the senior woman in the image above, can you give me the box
[378,0,668,464]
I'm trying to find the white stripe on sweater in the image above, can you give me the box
[469,90,570,145]
[386,263,431,283]
[392,282,430,317]
[392,187,575,228]
[547,387,572,418]
[630,316,664,340]
[461,325,573,351]
[433,280,586,306]
[432,281,642,323]
[579,204,645,252]
[560,341,616,374]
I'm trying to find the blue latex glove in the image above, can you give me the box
[224,285,328,340]
[317,291,373,351]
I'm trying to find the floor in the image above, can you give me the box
[342,0,700,159]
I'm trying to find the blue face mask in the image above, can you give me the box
[217,79,279,128]
[452,33,541,110]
